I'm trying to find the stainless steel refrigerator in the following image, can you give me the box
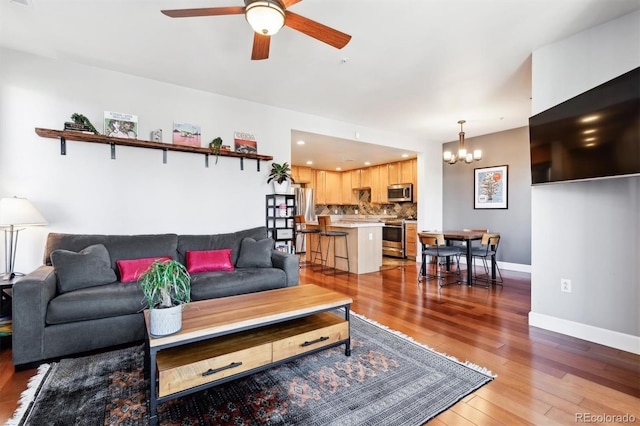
[294,187,315,253]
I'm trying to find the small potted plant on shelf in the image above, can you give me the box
[267,162,295,194]
[138,259,191,337]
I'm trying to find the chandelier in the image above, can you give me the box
[443,120,482,164]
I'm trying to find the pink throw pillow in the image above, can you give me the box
[186,249,235,274]
[117,256,172,283]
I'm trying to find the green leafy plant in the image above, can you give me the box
[209,137,223,164]
[70,113,99,135]
[267,162,295,184]
[138,259,191,309]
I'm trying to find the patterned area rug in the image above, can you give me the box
[12,312,494,426]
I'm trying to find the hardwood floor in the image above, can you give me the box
[1,261,638,424]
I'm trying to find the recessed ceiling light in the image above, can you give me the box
[364,161,371,165]
[306,160,313,165]
[580,115,600,123]
[297,140,305,145]
[401,154,409,158]
[336,167,342,171]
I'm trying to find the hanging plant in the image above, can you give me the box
[209,137,223,164]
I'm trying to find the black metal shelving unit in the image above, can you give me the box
[265,194,296,254]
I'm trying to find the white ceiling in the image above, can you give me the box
[2,0,639,171]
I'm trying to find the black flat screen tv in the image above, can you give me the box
[528,67,640,185]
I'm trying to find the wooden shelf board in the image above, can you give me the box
[34,128,273,161]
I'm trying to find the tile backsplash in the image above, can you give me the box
[316,189,417,218]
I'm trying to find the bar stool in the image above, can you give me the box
[313,215,350,274]
[294,215,320,268]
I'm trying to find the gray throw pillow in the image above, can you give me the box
[51,244,117,293]
[236,237,274,268]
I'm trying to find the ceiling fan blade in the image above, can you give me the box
[284,11,351,49]
[161,7,245,18]
[280,0,303,8]
[251,33,271,60]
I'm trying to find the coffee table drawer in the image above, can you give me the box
[273,320,349,361]
[158,343,272,397]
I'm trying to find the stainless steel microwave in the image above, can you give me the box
[387,184,413,203]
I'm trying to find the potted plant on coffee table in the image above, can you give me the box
[138,259,191,337]
[267,161,295,194]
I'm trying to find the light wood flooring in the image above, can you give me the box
[1,261,639,425]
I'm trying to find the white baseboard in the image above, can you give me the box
[456,258,532,273]
[529,312,640,355]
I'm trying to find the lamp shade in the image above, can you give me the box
[0,197,47,227]
[245,0,285,35]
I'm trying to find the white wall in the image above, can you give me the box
[0,47,437,274]
[529,10,640,354]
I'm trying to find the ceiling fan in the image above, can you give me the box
[161,0,352,60]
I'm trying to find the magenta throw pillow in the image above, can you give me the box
[186,249,235,273]
[117,256,172,283]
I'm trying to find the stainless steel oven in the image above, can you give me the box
[382,219,405,258]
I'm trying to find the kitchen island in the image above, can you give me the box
[303,220,384,274]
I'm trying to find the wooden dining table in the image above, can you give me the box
[418,230,496,286]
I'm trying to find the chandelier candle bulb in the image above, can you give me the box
[473,149,482,160]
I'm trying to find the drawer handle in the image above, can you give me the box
[301,336,329,347]
[202,362,243,377]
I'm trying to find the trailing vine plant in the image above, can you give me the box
[209,137,223,164]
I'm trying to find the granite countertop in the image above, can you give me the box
[306,220,384,228]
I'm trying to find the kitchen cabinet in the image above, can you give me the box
[350,168,371,189]
[315,170,342,204]
[325,171,342,204]
[341,172,356,205]
[404,222,417,259]
[387,162,401,185]
[400,160,414,185]
[291,165,312,184]
[370,165,388,204]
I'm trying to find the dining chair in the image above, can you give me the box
[470,233,503,286]
[418,232,464,287]
[295,215,320,268]
[313,215,350,274]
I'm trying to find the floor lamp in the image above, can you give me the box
[0,196,48,281]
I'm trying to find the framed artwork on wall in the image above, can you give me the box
[474,165,508,209]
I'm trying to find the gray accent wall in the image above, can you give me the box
[529,10,640,351]
[443,126,531,266]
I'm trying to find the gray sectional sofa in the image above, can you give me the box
[12,226,299,367]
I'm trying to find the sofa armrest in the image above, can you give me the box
[12,265,58,366]
[271,251,299,287]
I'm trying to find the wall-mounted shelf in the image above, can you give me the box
[34,128,273,171]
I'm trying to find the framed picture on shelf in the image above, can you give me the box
[474,165,508,209]
[172,122,202,147]
[104,111,138,139]
[234,131,257,154]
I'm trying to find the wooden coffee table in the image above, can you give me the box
[144,284,353,425]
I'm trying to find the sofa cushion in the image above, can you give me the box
[50,244,117,293]
[189,268,287,300]
[177,226,268,265]
[236,237,274,268]
[46,282,145,325]
[45,233,179,270]
[187,249,234,273]
[117,256,172,283]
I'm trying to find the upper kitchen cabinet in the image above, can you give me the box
[315,170,342,204]
[342,172,356,205]
[350,168,371,190]
[370,165,389,204]
[291,165,312,184]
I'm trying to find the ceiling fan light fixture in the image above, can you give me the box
[245,0,285,36]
